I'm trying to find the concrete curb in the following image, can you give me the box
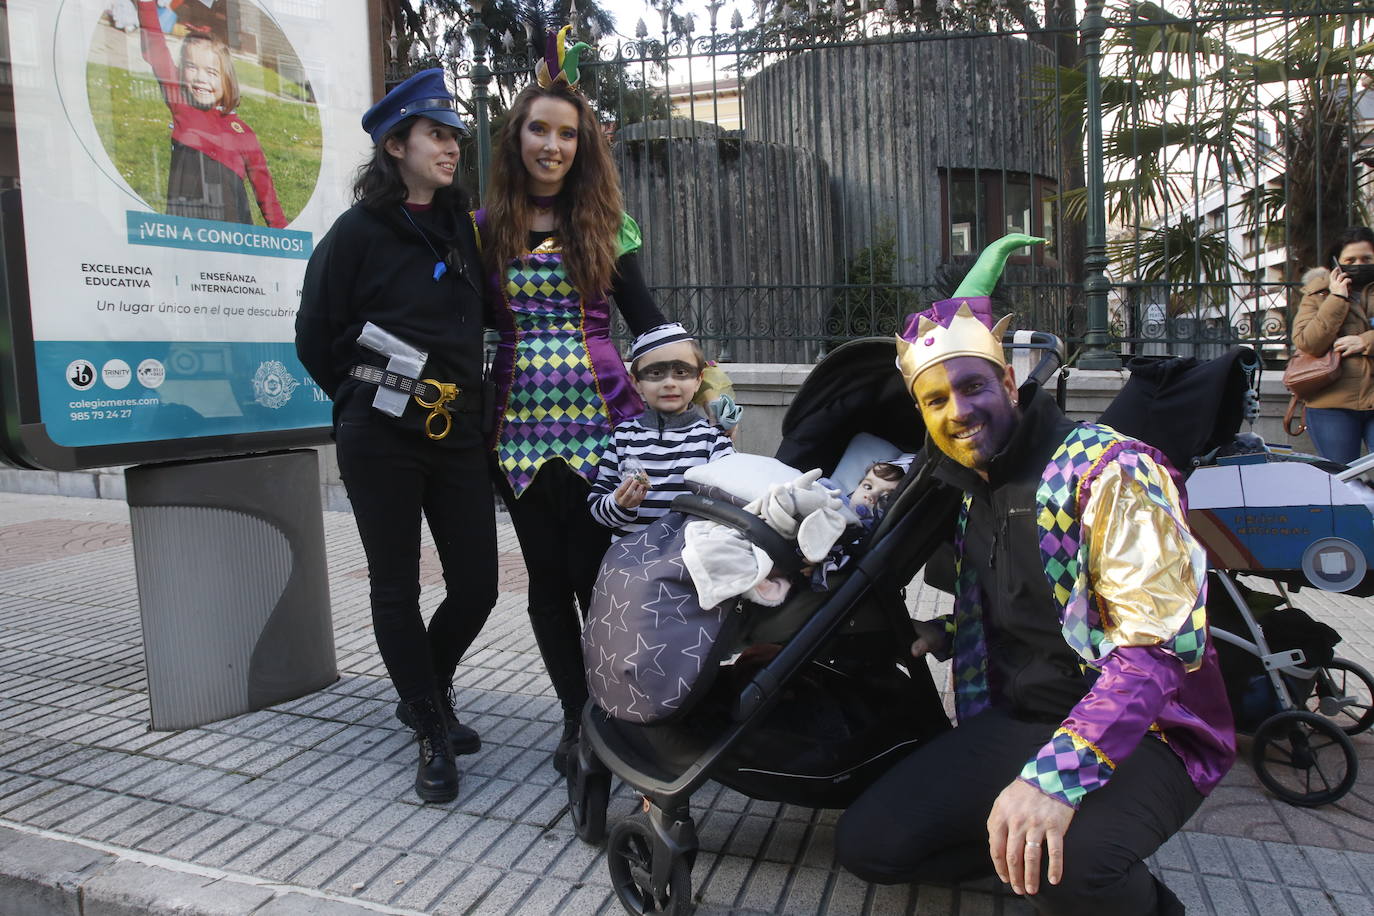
[0,824,425,916]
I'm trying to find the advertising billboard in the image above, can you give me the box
[0,0,374,469]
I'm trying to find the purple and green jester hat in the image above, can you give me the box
[535,25,591,89]
[895,233,1046,394]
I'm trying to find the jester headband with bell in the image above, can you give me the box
[536,25,591,89]
[895,233,1047,396]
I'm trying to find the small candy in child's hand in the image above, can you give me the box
[623,456,649,485]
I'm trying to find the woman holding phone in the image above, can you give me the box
[1291,226,1374,463]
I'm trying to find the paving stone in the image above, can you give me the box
[1214,836,1277,883]
[0,830,112,916]
[1302,845,1367,893]
[1200,875,1256,916]
[255,894,394,915]
[478,823,542,871]
[1264,841,1323,888]
[285,837,372,889]
[430,863,504,915]
[467,869,539,915]
[1286,886,1340,916]
[80,860,274,916]
[353,850,431,905]
[912,889,956,916]
[737,859,790,911]
[779,864,830,913]
[1330,891,1374,916]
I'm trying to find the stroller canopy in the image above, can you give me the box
[776,338,926,474]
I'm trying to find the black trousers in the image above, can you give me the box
[834,708,1201,915]
[335,416,497,705]
[495,458,610,719]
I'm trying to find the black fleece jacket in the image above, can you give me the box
[295,200,487,448]
[932,383,1095,722]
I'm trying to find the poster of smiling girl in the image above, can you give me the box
[1,0,372,463]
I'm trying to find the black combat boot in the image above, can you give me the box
[405,696,459,803]
[553,715,579,778]
[395,684,481,755]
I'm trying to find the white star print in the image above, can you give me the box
[623,632,668,679]
[641,582,693,628]
[681,626,712,674]
[594,647,621,691]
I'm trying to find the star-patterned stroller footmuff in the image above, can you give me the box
[583,493,805,725]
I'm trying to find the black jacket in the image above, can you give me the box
[933,383,1094,722]
[295,200,487,448]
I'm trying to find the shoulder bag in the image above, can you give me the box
[1282,348,1342,436]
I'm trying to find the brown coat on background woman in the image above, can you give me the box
[1291,267,1374,411]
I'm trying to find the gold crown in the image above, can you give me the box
[895,303,1013,395]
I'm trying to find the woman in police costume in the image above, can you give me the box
[295,69,495,805]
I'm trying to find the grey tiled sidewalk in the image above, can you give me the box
[1,490,1373,914]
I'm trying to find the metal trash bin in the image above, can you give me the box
[126,450,337,730]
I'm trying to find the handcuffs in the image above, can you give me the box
[414,380,460,441]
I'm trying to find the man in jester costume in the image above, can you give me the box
[834,235,1235,914]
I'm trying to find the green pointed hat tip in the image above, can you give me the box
[563,42,591,85]
[951,233,1047,299]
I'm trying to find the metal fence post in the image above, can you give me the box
[1077,0,1120,369]
[467,1,492,204]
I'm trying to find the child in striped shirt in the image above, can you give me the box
[588,323,735,539]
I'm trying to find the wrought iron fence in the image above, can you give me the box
[435,1,1374,365]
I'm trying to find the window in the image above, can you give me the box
[940,169,1058,264]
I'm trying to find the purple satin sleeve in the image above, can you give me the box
[1046,642,1235,799]
[580,293,643,425]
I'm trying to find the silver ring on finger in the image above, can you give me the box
[1025,840,1042,849]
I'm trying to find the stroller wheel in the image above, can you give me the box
[567,766,610,845]
[1250,710,1359,807]
[607,812,693,915]
[1303,658,1374,736]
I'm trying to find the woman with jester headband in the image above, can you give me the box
[475,26,668,778]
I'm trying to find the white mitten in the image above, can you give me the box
[758,468,830,537]
[796,507,847,563]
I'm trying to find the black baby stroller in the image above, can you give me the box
[1101,347,1372,808]
[567,333,1066,915]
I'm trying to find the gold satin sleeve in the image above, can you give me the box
[1081,459,1206,649]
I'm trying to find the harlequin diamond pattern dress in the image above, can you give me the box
[478,213,663,495]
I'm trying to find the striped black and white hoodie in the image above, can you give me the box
[588,405,735,539]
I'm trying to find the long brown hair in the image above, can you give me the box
[483,84,623,298]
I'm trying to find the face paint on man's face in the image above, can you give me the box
[912,356,1019,471]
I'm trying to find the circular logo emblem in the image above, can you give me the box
[1301,536,1367,593]
[252,360,298,409]
[102,359,132,390]
[66,359,96,390]
[170,350,200,375]
[137,358,166,389]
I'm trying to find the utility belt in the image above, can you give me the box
[348,363,481,441]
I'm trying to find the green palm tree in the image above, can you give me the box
[1108,214,1244,317]
[1048,1,1374,281]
